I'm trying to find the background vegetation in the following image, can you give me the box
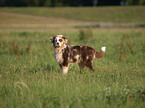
[1,6,145,23]
[0,6,145,108]
[0,0,145,6]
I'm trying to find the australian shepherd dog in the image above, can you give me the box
[50,35,106,74]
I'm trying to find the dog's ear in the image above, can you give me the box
[62,36,68,43]
[50,36,55,43]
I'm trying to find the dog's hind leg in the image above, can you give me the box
[85,61,95,71]
[78,62,85,72]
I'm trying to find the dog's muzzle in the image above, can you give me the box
[55,42,60,48]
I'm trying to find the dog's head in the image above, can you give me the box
[50,35,68,48]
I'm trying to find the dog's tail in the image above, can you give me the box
[95,47,106,59]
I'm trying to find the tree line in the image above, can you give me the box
[0,0,145,6]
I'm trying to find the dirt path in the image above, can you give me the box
[0,11,145,32]
[1,11,143,26]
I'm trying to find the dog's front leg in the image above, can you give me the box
[62,66,69,74]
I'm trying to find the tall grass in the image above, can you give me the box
[0,31,144,108]
[79,28,93,41]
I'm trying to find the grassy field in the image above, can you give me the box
[1,6,145,23]
[0,6,145,108]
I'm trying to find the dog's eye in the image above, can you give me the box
[59,39,62,42]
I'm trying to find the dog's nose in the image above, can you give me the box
[56,42,59,46]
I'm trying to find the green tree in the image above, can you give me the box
[44,0,63,7]
[124,0,145,5]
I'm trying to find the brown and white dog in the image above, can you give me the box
[50,35,106,74]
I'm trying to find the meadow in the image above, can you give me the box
[0,6,145,108]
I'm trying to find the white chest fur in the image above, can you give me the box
[54,49,63,64]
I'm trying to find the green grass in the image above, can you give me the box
[0,31,145,108]
[0,6,145,108]
[0,6,145,23]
